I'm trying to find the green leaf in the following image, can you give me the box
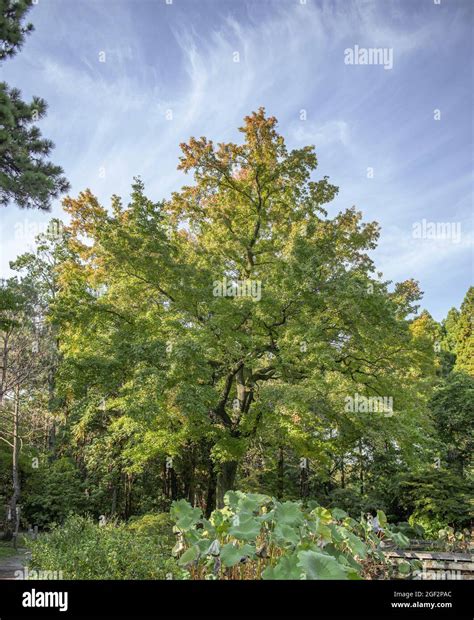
[274,501,304,526]
[207,539,220,556]
[297,550,349,580]
[210,509,230,531]
[311,506,333,524]
[238,493,270,514]
[397,560,411,575]
[262,554,302,580]
[331,508,348,521]
[341,529,367,559]
[201,518,217,538]
[229,514,261,541]
[376,510,387,528]
[337,551,363,574]
[310,518,333,542]
[328,524,345,543]
[178,545,199,566]
[329,525,367,558]
[389,531,410,549]
[196,538,214,554]
[220,542,255,567]
[224,491,242,511]
[171,499,202,531]
[257,508,275,523]
[272,522,300,546]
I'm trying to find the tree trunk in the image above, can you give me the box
[183,448,196,504]
[300,460,309,499]
[111,483,118,515]
[163,459,178,502]
[358,439,364,495]
[123,473,133,519]
[170,467,178,500]
[0,332,10,407]
[216,460,238,508]
[277,446,284,499]
[9,385,21,548]
[204,460,217,518]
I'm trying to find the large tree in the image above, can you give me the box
[454,287,474,376]
[52,110,432,512]
[0,0,69,209]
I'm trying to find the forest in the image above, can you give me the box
[0,0,472,586]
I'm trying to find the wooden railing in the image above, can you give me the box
[385,548,474,580]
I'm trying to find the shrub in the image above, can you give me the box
[127,513,175,550]
[399,468,473,535]
[437,526,472,553]
[27,514,182,579]
[326,488,366,517]
[391,521,426,540]
[22,458,85,529]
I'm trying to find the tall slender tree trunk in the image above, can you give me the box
[358,439,364,495]
[170,467,178,500]
[183,448,196,504]
[205,459,217,518]
[0,332,10,408]
[10,385,21,548]
[111,483,118,515]
[163,459,178,502]
[123,473,133,519]
[300,460,309,499]
[277,446,284,499]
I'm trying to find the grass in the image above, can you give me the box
[0,540,19,559]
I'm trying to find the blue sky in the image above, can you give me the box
[0,0,472,320]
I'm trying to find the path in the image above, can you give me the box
[0,548,29,580]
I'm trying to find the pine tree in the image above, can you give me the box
[0,0,69,209]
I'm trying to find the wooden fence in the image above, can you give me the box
[385,548,474,580]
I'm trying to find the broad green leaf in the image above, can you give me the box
[229,514,261,541]
[171,499,202,531]
[341,529,367,559]
[343,517,361,531]
[331,508,348,521]
[311,506,333,524]
[262,554,302,580]
[178,545,199,566]
[333,549,363,574]
[257,508,275,523]
[310,518,333,542]
[224,491,243,511]
[274,501,304,526]
[272,522,300,546]
[238,493,270,514]
[196,538,214,554]
[328,524,345,543]
[220,542,255,567]
[298,550,349,580]
[389,531,410,549]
